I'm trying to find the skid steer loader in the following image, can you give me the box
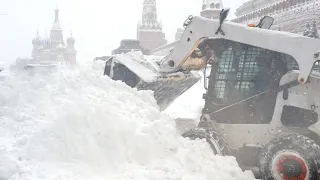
[104,9,320,179]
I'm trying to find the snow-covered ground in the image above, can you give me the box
[0,62,255,180]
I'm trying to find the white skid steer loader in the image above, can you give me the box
[104,9,320,180]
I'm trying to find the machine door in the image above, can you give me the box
[204,41,297,124]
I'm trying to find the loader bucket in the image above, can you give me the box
[137,71,201,111]
[105,52,202,111]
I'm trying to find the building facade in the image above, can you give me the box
[200,0,224,19]
[232,0,320,35]
[112,39,149,55]
[137,0,167,51]
[31,9,76,65]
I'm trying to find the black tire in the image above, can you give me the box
[259,133,320,180]
[182,128,230,155]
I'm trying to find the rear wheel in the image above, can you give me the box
[259,133,320,180]
[182,128,230,155]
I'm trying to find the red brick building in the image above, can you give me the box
[137,0,167,51]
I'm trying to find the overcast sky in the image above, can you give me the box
[0,0,247,63]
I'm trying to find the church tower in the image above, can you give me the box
[200,0,223,19]
[137,0,167,51]
[65,33,77,65]
[50,9,64,48]
[32,30,42,60]
[175,0,222,41]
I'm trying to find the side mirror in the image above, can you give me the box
[256,16,274,29]
[215,8,230,35]
[219,8,230,25]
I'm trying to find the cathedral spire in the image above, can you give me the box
[51,9,61,30]
[36,28,40,37]
[50,8,64,47]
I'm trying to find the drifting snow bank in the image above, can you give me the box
[0,63,255,180]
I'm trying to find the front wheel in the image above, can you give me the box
[259,133,320,180]
[182,128,230,155]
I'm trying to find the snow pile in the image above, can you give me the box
[0,64,255,180]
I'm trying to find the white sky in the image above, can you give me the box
[0,0,247,63]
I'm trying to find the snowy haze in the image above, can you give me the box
[0,0,246,64]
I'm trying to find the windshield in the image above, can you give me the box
[205,41,293,106]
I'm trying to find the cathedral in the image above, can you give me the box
[31,9,76,65]
[137,0,167,51]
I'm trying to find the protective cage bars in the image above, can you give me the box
[213,44,265,101]
[212,42,320,104]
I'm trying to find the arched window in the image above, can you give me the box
[216,3,220,9]
[210,3,215,8]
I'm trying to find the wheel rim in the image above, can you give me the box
[271,151,308,180]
